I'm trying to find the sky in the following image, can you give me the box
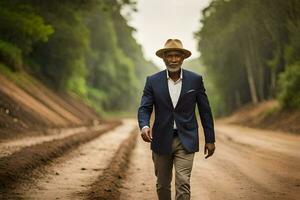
[123,0,211,68]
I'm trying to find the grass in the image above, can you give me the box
[0,63,35,86]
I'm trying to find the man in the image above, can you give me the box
[137,39,216,200]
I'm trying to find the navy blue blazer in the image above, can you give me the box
[137,69,215,155]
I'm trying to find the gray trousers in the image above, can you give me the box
[152,136,195,200]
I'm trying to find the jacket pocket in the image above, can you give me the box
[186,89,196,94]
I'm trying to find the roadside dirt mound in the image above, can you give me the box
[221,100,300,134]
[16,73,99,123]
[0,73,100,140]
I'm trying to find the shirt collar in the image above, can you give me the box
[166,68,183,81]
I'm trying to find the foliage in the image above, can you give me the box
[196,0,300,115]
[0,1,53,70]
[0,0,156,114]
[278,63,300,109]
[184,58,224,116]
[0,40,22,69]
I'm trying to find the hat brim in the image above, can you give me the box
[156,48,192,59]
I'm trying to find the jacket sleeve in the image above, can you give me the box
[196,76,216,143]
[137,76,154,130]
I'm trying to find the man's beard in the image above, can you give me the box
[166,65,181,72]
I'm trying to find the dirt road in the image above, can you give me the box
[120,122,300,200]
[1,119,299,200]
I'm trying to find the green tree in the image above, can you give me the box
[0,1,53,70]
[195,0,300,115]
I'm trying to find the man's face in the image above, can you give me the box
[163,50,185,72]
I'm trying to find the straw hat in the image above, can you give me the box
[156,39,192,59]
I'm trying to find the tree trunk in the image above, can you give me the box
[245,51,259,104]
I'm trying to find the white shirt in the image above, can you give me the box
[167,69,182,129]
[142,69,182,131]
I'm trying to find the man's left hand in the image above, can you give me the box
[204,143,215,159]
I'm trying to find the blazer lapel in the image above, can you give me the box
[162,70,174,109]
[175,69,189,109]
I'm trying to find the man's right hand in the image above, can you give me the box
[141,127,152,142]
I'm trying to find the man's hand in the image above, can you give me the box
[204,143,215,159]
[141,127,152,142]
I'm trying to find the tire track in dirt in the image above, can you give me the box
[85,125,139,200]
[0,122,112,158]
[119,136,156,200]
[0,119,137,199]
[0,126,100,158]
[0,121,120,191]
